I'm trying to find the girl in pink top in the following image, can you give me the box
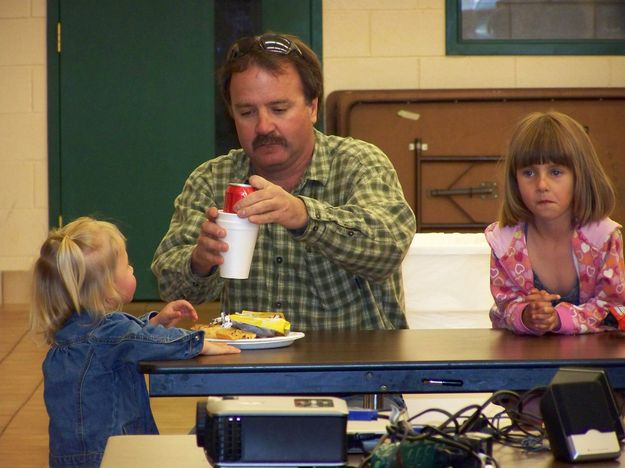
[485,111,625,335]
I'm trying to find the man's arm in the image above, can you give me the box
[292,141,415,283]
[151,162,225,303]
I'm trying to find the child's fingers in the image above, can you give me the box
[524,291,547,303]
[214,343,240,353]
[172,300,199,320]
[533,305,556,319]
[183,308,199,321]
[524,302,555,324]
[223,344,241,354]
[525,289,560,304]
[538,289,561,302]
[202,342,241,355]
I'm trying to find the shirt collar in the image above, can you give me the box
[305,128,330,186]
[232,153,252,183]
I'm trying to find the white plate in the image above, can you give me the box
[206,331,305,350]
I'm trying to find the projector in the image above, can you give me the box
[195,396,348,467]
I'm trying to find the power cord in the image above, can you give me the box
[354,388,551,467]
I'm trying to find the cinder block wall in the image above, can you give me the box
[322,0,625,96]
[0,0,47,304]
[2,0,624,304]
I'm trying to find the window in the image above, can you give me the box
[446,0,625,55]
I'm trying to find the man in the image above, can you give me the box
[152,33,416,331]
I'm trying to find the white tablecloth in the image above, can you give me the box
[400,232,495,413]
[401,232,493,329]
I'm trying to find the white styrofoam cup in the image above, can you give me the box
[215,210,259,279]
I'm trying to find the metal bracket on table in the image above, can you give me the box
[429,181,498,200]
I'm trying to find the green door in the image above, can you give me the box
[47,0,215,300]
[48,0,321,300]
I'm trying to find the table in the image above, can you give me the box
[100,435,624,467]
[140,329,625,397]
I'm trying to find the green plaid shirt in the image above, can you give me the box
[152,130,416,331]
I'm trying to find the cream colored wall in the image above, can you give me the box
[1,0,624,304]
[322,0,625,96]
[0,0,47,304]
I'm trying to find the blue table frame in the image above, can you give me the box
[140,328,625,397]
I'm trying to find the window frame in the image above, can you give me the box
[446,0,625,55]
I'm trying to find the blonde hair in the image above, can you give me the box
[30,217,127,344]
[499,111,615,227]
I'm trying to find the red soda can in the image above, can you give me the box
[224,183,256,213]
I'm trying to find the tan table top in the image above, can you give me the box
[101,434,624,467]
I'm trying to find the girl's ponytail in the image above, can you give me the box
[30,217,126,344]
[56,234,86,315]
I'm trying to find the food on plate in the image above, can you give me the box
[192,323,256,340]
[192,311,291,340]
[231,311,291,337]
[241,310,286,319]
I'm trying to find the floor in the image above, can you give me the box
[0,301,220,468]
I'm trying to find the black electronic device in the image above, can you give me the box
[540,367,624,463]
[196,396,348,467]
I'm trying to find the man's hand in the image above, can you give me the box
[521,288,561,334]
[190,207,228,276]
[235,175,308,230]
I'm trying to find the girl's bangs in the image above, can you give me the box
[513,129,572,170]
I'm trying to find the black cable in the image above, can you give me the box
[358,388,552,466]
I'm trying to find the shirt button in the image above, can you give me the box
[274,301,282,308]
[276,256,283,264]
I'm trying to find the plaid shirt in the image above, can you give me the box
[152,130,416,331]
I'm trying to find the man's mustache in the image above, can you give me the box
[253,134,287,150]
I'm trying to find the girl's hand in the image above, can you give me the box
[150,299,199,328]
[200,341,241,355]
[522,288,561,334]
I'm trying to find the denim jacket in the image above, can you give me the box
[43,310,204,467]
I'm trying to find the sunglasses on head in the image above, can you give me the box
[227,33,303,61]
